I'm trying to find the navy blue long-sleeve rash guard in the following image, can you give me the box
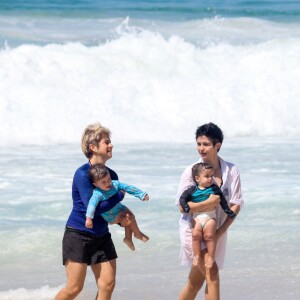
[66,162,123,236]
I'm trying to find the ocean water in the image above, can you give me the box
[0,0,300,299]
[0,140,300,300]
[1,0,300,146]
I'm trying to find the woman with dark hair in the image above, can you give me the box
[176,122,244,300]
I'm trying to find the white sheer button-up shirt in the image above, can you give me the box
[176,156,244,269]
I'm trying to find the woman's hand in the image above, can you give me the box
[207,194,221,210]
[119,212,133,227]
[216,204,240,244]
[188,194,220,213]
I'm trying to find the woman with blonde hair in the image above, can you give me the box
[55,122,127,300]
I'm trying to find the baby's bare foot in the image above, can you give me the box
[205,256,215,269]
[134,232,149,242]
[123,237,135,251]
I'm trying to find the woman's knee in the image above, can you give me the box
[99,277,116,292]
[189,281,202,293]
[205,262,219,282]
[188,266,205,291]
[64,283,84,298]
[93,259,116,295]
[63,260,87,298]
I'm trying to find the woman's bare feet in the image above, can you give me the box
[123,237,135,251]
[134,231,149,242]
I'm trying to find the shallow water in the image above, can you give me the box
[0,139,300,299]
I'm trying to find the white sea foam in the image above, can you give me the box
[0,285,61,300]
[0,18,300,146]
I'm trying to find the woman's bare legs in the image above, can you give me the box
[204,257,220,300]
[178,264,205,300]
[55,260,87,300]
[91,259,117,300]
[178,249,220,300]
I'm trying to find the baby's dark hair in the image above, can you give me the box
[195,122,224,146]
[88,163,109,183]
[191,162,213,181]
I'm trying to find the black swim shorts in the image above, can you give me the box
[62,227,118,265]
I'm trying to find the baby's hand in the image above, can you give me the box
[85,218,93,229]
[143,194,149,201]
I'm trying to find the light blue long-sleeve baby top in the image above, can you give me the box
[86,180,147,223]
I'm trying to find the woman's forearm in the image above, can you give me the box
[97,191,124,214]
[188,194,220,214]
[216,204,240,241]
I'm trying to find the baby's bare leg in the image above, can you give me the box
[112,212,135,251]
[124,207,149,243]
[123,225,135,251]
[132,217,149,242]
[203,218,217,269]
[192,219,203,267]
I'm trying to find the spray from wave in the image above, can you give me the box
[0,18,299,146]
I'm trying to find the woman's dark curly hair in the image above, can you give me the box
[195,122,223,146]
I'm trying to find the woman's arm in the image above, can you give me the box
[187,194,221,214]
[96,192,124,214]
[215,164,243,242]
[216,203,240,242]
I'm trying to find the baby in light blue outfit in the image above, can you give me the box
[86,163,149,250]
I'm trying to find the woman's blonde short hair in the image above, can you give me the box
[81,122,111,159]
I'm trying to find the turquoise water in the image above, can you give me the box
[1,0,300,49]
[1,0,300,21]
